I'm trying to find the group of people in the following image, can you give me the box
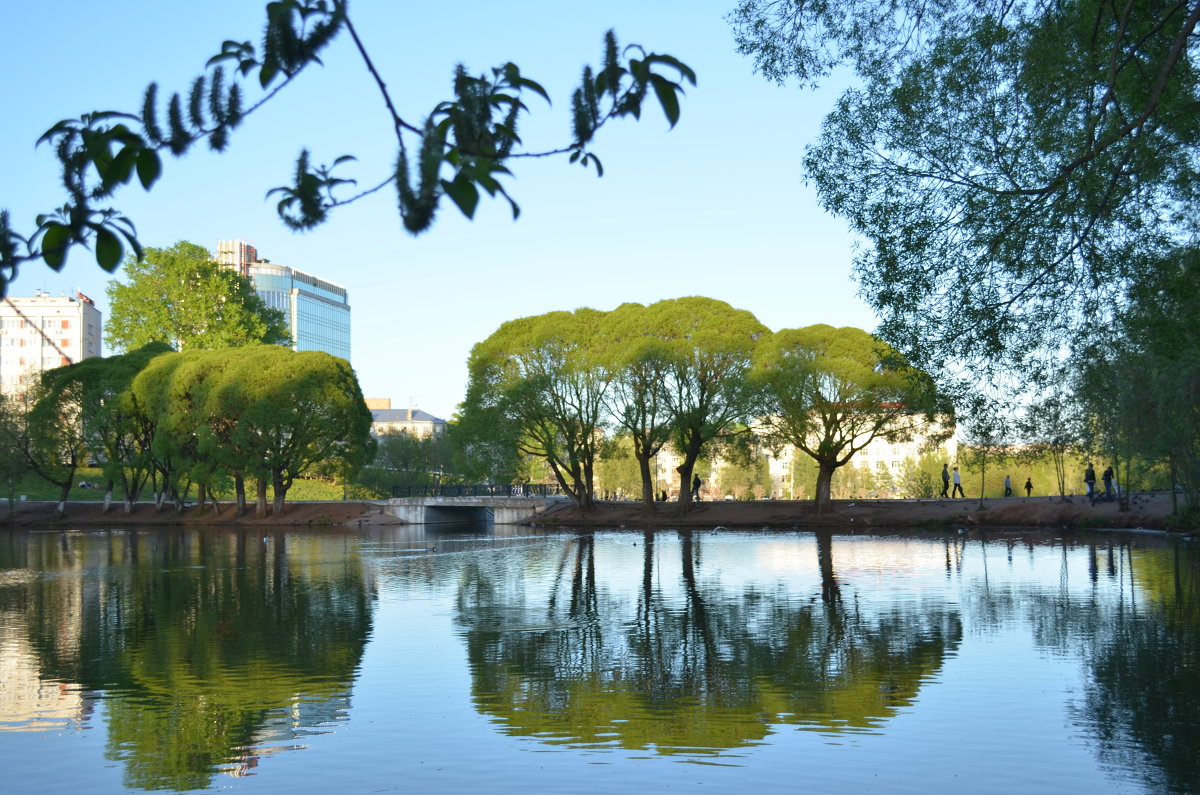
[1083,463,1118,504]
[940,465,1033,498]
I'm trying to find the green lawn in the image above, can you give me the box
[7,469,347,502]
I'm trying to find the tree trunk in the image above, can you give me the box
[272,471,287,516]
[54,480,72,518]
[235,474,247,517]
[197,483,207,513]
[814,461,836,515]
[675,434,704,512]
[637,451,656,513]
[255,477,269,518]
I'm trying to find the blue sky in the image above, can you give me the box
[1,0,873,418]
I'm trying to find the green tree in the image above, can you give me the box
[105,240,290,352]
[1019,392,1084,501]
[15,368,92,516]
[714,444,773,500]
[595,435,645,499]
[1087,246,1200,518]
[69,342,173,512]
[222,346,373,516]
[0,2,693,292]
[654,297,767,510]
[754,325,946,513]
[462,309,611,509]
[602,302,677,510]
[0,396,33,517]
[730,0,1200,396]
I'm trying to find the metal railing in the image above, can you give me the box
[389,483,566,499]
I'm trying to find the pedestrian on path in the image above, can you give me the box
[941,464,951,498]
[1024,477,1033,497]
[952,466,965,498]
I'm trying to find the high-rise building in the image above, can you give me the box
[0,291,102,397]
[216,239,258,278]
[217,239,351,361]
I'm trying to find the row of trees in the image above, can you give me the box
[1,343,373,518]
[459,297,947,513]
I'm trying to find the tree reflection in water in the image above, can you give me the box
[0,528,373,791]
[457,529,962,754]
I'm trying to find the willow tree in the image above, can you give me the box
[602,303,677,511]
[18,368,91,516]
[220,346,373,516]
[70,342,173,512]
[651,297,767,510]
[731,0,1200,399]
[130,350,204,510]
[463,309,611,510]
[754,325,946,513]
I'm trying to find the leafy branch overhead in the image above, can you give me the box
[0,0,694,295]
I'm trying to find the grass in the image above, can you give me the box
[7,469,349,503]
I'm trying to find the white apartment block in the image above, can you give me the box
[0,291,102,397]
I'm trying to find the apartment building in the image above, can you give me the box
[0,291,102,397]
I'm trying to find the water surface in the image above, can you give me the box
[1,525,1196,793]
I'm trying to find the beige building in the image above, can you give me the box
[0,291,102,397]
[365,399,447,438]
[648,414,956,500]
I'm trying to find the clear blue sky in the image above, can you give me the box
[0,0,873,419]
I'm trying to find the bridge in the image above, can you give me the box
[386,495,560,525]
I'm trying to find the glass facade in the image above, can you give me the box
[245,263,351,361]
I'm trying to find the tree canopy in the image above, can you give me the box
[0,1,694,294]
[730,0,1200,395]
[105,240,290,352]
[754,324,946,512]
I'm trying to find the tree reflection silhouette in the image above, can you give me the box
[458,530,962,754]
[1,529,372,791]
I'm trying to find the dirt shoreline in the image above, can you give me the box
[0,499,401,529]
[2,492,1182,532]
[533,493,1183,532]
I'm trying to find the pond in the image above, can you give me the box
[1,525,1197,794]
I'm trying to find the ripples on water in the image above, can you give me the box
[0,525,1196,793]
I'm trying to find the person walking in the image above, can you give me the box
[1102,466,1114,500]
[941,464,951,498]
[1085,464,1097,504]
[952,466,965,498]
[692,474,702,501]
[1024,477,1033,497]
[1004,474,1012,497]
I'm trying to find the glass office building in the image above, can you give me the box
[246,262,351,361]
[217,239,351,361]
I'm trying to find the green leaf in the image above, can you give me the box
[94,226,123,271]
[442,178,479,219]
[136,149,161,189]
[650,74,681,128]
[41,223,70,270]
